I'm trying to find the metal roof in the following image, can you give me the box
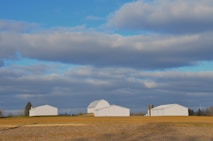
[87,99,109,108]
[152,104,180,110]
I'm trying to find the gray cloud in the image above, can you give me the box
[0,65,213,113]
[107,0,213,34]
[1,30,213,69]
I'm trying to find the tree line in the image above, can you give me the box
[189,106,213,116]
[0,102,32,117]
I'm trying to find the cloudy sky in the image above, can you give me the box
[1,0,213,115]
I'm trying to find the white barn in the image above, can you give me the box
[147,104,188,116]
[87,99,110,114]
[87,99,130,117]
[29,105,58,117]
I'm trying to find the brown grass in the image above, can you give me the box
[0,116,213,141]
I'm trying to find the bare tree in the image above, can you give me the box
[206,106,213,116]
[0,110,3,117]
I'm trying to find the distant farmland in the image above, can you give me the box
[0,116,213,141]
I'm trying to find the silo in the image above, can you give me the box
[149,104,154,116]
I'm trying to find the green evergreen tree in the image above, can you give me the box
[188,109,194,116]
[25,102,32,116]
[197,108,204,116]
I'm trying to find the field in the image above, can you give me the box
[0,116,213,141]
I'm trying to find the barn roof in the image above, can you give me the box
[87,99,109,108]
[31,104,57,109]
[152,104,183,110]
[96,105,130,111]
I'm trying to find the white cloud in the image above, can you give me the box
[144,81,157,88]
[85,79,110,86]
[107,0,213,33]
[17,94,43,99]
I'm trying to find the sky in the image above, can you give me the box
[0,0,213,115]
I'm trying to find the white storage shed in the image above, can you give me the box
[29,105,58,117]
[87,99,130,117]
[147,104,188,116]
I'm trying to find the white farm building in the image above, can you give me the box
[29,105,58,117]
[87,99,130,117]
[147,104,188,116]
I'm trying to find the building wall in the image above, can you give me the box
[164,105,188,116]
[29,105,58,117]
[150,105,188,116]
[95,105,130,117]
[151,109,164,116]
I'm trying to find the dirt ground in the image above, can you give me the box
[0,116,213,141]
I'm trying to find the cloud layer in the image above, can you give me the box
[1,64,213,113]
[1,30,213,69]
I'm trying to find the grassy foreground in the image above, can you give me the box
[0,116,213,141]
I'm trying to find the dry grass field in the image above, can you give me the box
[0,116,213,141]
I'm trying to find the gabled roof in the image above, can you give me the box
[87,99,109,108]
[31,104,57,110]
[96,105,130,111]
[152,104,186,110]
